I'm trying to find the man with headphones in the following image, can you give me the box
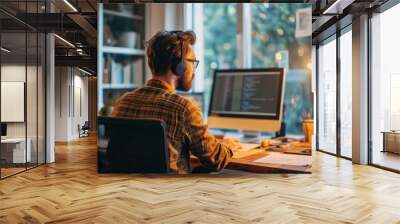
[112,30,240,174]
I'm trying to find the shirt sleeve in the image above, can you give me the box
[183,100,233,171]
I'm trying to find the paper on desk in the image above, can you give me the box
[253,152,311,167]
[239,143,259,151]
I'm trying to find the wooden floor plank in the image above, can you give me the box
[0,135,400,223]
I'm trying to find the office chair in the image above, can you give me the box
[78,121,90,138]
[97,116,170,173]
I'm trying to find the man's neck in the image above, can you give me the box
[152,73,176,91]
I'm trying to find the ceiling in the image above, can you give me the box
[0,0,396,74]
[309,0,391,43]
[0,0,97,74]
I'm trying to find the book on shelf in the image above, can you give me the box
[103,55,111,84]
[123,63,132,84]
[130,63,135,85]
[102,56,144,87]
[134,59,143,85]
[110,59,123,84]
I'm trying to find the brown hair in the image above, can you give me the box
[146,30,196,76]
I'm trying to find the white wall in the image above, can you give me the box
[71,73,89,138]
[146,3,205,92]
[1,65,26,139]
[1,64,46,164]
[55,67,89,141]
[145,4,185,80]
[164,4,184,30]
[55,67,69,141]
[1,65,37,138]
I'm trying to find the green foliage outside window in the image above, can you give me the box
[252,3,312,135]
[203,4,238,79]
[202,3,238,117]
[202,3,313,135]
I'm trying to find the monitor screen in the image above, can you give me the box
[209,68,284,120]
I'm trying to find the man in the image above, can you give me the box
[112,30,239,174]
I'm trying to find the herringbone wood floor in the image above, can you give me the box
[1,136,400,224]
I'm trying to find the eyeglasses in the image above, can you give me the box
[185,58,199,69]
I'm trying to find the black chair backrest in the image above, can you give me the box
[82,121,90,129]
[98,116,169,173]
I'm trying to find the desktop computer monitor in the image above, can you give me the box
[208,68,285,134]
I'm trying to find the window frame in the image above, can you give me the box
[0,2,48,180]
[316,33,339,156]
[187,3,314,135]
[338,24,353,159]
[315,24,353,161]
[184,3,252,92]
[368,1,400,173]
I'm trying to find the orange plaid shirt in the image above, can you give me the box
[112,79,233,173]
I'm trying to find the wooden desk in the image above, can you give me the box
[227,149,311,173]
[190,147,312,174]
[207,132,313,173]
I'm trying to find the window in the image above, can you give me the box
[251,3,312,135]
[203,4,238,79]
[0,1,46,179]
[371,3,400,171]
[192,3,313,136]
[339,29,352,158]
[317,37,337,154]
[201,3,238,115]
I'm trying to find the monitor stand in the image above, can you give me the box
[239,130,262,143]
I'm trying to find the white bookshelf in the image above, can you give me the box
[98,4,146,111]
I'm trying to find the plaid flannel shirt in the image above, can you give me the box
[112,79,233,173]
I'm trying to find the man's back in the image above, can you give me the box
[112,79,232,173]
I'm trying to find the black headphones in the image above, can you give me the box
[153,31,186,77]
[168,31,186,77]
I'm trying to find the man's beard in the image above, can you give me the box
[176,73,194,92]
